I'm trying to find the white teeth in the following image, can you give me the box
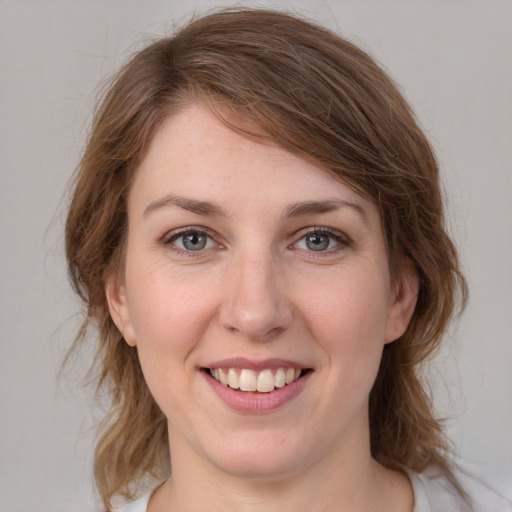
[218,368,228,386]
[239,369,257,391]
[274,368,286,388]
[209,367,304,392]
[227,368,240,389]
[257,369,275,393]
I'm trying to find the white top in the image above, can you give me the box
[117,469,512,512]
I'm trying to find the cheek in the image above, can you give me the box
[303,269,389,340]
[127,257,213,339]
[298,267,390,378]
[123,262,219,396]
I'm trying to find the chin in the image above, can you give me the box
[214,454,305,482]
[202,429,317,481]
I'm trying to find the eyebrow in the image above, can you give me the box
[143,194,226,218]
[143,194,367,224]
[284,199,368,224]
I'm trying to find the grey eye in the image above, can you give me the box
[167,228,217,253]
[305,233,330,251]
[181,232,208,250]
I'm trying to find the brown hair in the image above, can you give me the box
[65,8,468,509]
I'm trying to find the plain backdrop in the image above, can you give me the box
[0,1,511,510]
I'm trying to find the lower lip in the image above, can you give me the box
[203,371,312,413]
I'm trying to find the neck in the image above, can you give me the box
[148,430,413,512]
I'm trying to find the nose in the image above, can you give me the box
[219,253,293,341]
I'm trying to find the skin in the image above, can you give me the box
[107,104,419,512]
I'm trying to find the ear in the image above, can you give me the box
[105,274,137,347]
[384,259,419,344]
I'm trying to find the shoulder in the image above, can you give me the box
[407,466,512,512]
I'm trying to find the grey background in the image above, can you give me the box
[1,1,511,510]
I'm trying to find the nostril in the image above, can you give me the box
[218,275,294,340]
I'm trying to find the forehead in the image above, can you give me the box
[131,104,376,217]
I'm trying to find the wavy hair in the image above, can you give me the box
[65,8,468,509]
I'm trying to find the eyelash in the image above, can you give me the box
[162,226,350,257]
[291,228,350,256]
[163,227,221,258]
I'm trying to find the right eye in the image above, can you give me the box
[166,229,217,252]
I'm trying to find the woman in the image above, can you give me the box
[65,8,510,512]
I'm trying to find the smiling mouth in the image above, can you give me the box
[204,367,311,393]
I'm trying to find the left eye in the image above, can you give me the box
[168,230,216,251]
[294,231,343,252]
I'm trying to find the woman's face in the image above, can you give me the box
[107,104,417,480]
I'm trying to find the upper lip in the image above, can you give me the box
[203,357,310,371]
